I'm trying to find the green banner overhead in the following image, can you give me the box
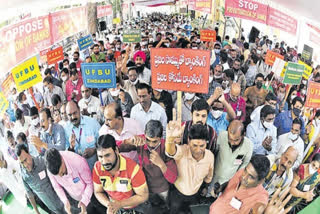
[123,29,141,43]
[283,62,305,85]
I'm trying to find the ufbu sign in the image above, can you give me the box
[238,0,259,11]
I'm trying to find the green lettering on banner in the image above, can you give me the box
[123,29,141,43]
[283,62,305,85]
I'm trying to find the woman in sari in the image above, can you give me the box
[286,153,320,213]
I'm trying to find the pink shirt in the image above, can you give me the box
[99,117,144,161]
[47,151,93,206]
[65,77,83,102]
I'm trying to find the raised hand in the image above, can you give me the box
[166,108,183,142]
[264,188,292,214]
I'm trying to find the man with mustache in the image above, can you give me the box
[64,100,101,170]
[93,134,149,214]
[180,98,218,156]
[30,108,66,155]
[133,51,151,85]
[263,146,298,196]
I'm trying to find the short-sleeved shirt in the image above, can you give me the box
[92,155,147,208]
[206,112,229,135]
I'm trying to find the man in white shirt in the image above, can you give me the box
[14,108,31,138]
[276,118,304,169]
[250,92,277,123]
[131,83,167,136]
[133,51,151,85]
[42,76,66,107]
[78,85,103,124]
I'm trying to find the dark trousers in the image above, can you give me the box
[169,186,199,214]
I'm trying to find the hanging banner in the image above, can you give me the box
[310,32,320,46]
[305,81,320,108]
[298,60,313,79]
[49,7,87,44]
[188,0,196,10]
[0,92,9,116]
[81,63,116,88]
[225,0,268,24]
[123,29,141,43]
[267,7,297,35]
[97,5,112,19]
[265,50,284,66]
[195,0,212,14]
[151,48,210,93]
[200,30,216,42]
[77,35,94,51]
[1,74,15,97]
[47,46,64,65]
[0,15,51,74]
[283,62,304,85]
[11,56,43,92]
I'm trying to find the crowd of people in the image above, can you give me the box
[1,13,320,214]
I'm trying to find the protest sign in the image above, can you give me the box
[150,48,210,94]
[298,60,313,79]
[0,92,9,116]
[265,50,284,66]
[11,56,43,92]
[267,7,297,35]
[81,63,116,89]
[200,30,216,42]
[123,29,141,43]
[305,81,320,108]
[1,74,15,97]
[78,35,94,51]
[97,5,112,18]
[302,44,313,62]
[280,62,288,78]
[283,62,304,85]
[195,0,212,14]
[47,47,64,65]
[225,0,268,24]
[113,17,121,24]
[272,57,286,77]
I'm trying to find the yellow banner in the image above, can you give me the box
[298,60,313,79]
[280,62,288,78]
[112,17,121,24]
[12,56,43,92]
[0,92,9,116]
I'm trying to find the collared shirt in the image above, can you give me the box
[0,159,26,206]
[250,104,264,123]
[246,120,277,155]
[276,133,304,169]
[99,117,143,161]
[211,131,252,186]
[207,112,229,135]
[136,139,177,193]
[210,169,269,214]
[225,93,246,122]
[65,116,101,170]
[264,155,293,196]
[274,110,306,137]
[40,123,66,155]
[14,116,31,137]
[166,144,214,196]
[175,97,199,122]
[92,155,147,209]
[21,156,64,213]
[91,53,106,62]
[65,77,83,102]
[78,95,103,124]
[200,81,221,101]
[130,101,167,136]
[43,85,66,107]
[47,151,93,207]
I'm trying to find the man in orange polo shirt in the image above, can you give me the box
[92,134,149,214]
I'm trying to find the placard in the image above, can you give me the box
[151,48,210,93]
[265,50,284,66]
[113,17,121,24]
[11,56,43,92]
[298,60,313,79]
[272,57,285,78]
[1,74,15,97]
[283,62,304,85]
[123,29,141,43]
[77,35,94,51]
[97,5,112,18]
[81,63,116,88]
[47,46,64,65]
[302,44,313,62]
[225,0,268,24]
[305,81,320,108]
[200,30,216,42]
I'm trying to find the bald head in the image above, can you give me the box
[283,146,299,161]
[66,101,80,127]
[104,102,123,130]
[279,146,298,173]
[228,120,244,147]
[230,83,241,99]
